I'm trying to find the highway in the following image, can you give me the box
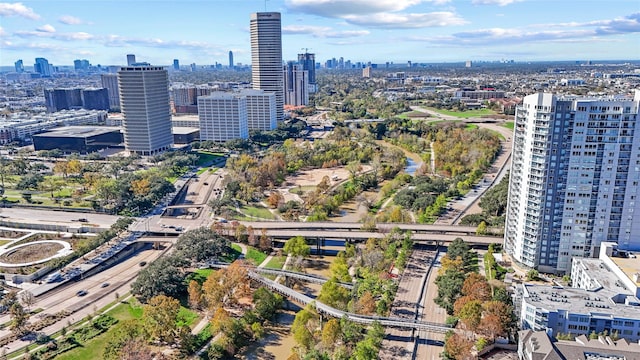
[237,221,480,235]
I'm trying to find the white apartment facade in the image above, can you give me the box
[505,92,640,273]
[118,66,173,156]
[239,89,277,131]
[197,92,248,142]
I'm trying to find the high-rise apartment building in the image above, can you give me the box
[250,12,284,121]
[44,88,83,112]
[173,59,180,71]
[239,89,277,131]
[14,60,24,73]
[229,51,234,69]
[100,74,120,111]
[118,66,173,155]
[126,54,136,66]
[34,57,52,77]
[505,92,640,274]
[297,52,316,93]
[198,92,249,142]
[74,59,90,71]
[284,62,309,107]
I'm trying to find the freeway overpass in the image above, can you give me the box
[237,221,482,236]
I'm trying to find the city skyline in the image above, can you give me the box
[1,0,639,67]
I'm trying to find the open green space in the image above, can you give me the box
[242,205,276,220]
[502,121,515,130]
[196,151,224,166]
[398,110,430,119]
[465,123,479,130]
[264,255,286,269]
[289,185,317,195]
[54,300,144,360]
[245,246,268,266]
[426,107,496,118]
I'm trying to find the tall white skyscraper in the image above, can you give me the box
[505,92,640,274]
[198,92,249,142]
[118,66,173,155]
[250,12,283,122]
[240,89,277,131]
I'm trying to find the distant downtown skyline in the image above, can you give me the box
[1,0,639,67]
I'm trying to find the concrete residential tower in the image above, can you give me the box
[250,12,283,121]
[198,92,249,142]
[505,92,640,274]
[117,66,173,155]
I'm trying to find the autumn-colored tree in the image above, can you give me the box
[144,295,180,343]
[438,255,464,275]
[317,175,331,193]
[266,192,284,208]
[457,300,483,331]
[247,226,257,247]
[67,158,83,176]
[202,261,250,311]
[478,300,514,339]
[321,318,341,349]
[53,161,69,178]
[259,228,271,252]
[131,178,151,196]
[187,280,203,310]
[453,295,475,317]
[444,332,475,360]
[461,273,491,302]
[119,338,158,360]
[355,291,376,315]
[210,307,232,334]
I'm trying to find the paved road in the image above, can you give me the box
[0,247,164,354]
[0,208,120,229]
[379,246,437,359]
[415,251,448,359]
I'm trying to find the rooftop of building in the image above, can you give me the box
[33,126,121,138]
[519,330,640,360]
[610,254,640,288]
[171,114,199,121]
[575,258,621,290]
[171,127,199,135]
[521,283,640,318]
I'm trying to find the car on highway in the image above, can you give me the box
[203,182,209,185]
[101,282,110,288]
[76,290,88,297]
[78,218,88,223]
[139,261,147,267]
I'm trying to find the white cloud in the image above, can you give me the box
[59,15,84,25]
[344,11,466,29]
[14,29,94,41]
[36,24,56,33]
[286,0,424,17]
[0,26,5,36]
[283,24,369,38]
[410,12,640,46]
[0,2,40,20]
[472,0,521,6]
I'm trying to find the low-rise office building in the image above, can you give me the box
[518,330,640,360]
[33,126,123,153]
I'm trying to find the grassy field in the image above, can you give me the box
[465,124,479,130]
[55,300,144,360]
[264,255,286,269]
[245,246,268,266]
[289,185,317,195]
[242,205,276,220]
[427,107,496,119]
[502,121,515,130]
[196,151,224,166]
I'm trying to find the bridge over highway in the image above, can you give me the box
[208,262,354,289]
[236,221,483,236]
[248,270,452,332]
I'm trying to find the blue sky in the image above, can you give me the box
[1,0,639,67]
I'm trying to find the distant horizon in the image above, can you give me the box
[1,1,639,67]
[3,58,640,73]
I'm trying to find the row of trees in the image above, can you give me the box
[433,239,516,360]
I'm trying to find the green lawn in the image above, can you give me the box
[264,255,286,269]
[427,107,496,119]
[220,244,243,262]
[196,151,224,166]
[55,300,143,360]
[465,124,479,130]
[242,205,276,220]
[245,246,268,266]
[502,121,515,130]
[177,306,199,328]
